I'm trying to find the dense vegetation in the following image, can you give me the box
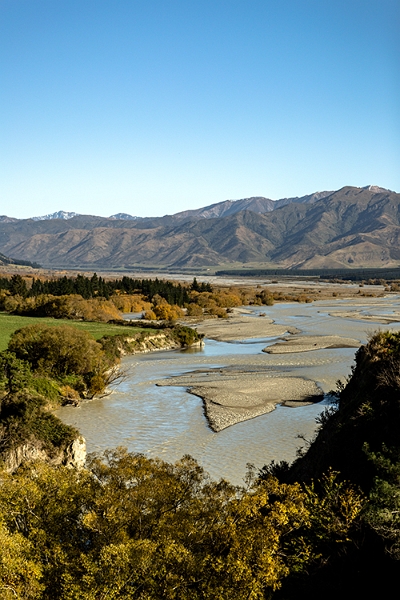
[267,331,400,596]
[0,331,398,598]
[1,324,118,406]
[0,273,278,320]
[0,450,363,600]
[0,274,203,306]
[216,267,400,281]
[0,338,81,472]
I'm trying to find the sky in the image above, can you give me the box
[1,0,399,219]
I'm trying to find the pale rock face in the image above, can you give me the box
[2,436,86,473]
[3,444,50,473]
[63,436,87,469]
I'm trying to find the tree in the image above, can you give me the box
[9,275,28,298]
[0,521,43,599]
[0,351,32,396]
[364,446,400,560]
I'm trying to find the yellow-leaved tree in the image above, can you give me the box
[0,451,364,600]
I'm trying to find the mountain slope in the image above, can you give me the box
[0,186,399,269]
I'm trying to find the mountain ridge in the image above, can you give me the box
[1,186,399,270]
[1,189,340,222]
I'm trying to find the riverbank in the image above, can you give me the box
[329,309,400,324]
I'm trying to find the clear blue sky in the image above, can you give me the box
[1,0,399,219]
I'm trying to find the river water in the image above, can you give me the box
[55,296,400,485]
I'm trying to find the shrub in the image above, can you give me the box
[153,304,184,321]
[143,309,157,320]
[4,294,122,322]
[110,294,151,313]
[0,351,32,395]
[186,303,203,317]
[172,325,202,347]
[208,306,228,318]
[8,324,112,397]
[30,376,61,404]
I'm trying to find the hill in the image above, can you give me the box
[0,186,399,269]
[0,250,40,269]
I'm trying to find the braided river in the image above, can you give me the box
[55,296,400,485]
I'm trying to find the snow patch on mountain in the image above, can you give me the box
[108,213,142,220]
[31,211,80,221]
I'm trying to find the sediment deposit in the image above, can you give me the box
[157,369,322,432]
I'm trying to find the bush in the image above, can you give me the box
[0,389,78,453]
[0,351,32,395]
[110,294,152,313]
[4,294,122,322]
[30,376,61,404]
[172,325,202,347]
[186,303,203,317]
[208,306,228,318]
[153,304,184,321]
[8,324,112,397]
[143,309,157,320]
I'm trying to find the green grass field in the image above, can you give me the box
[0,313,149,351]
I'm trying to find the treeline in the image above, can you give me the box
[0,274,212,306]
[2,294,123,322]
[216,267,400,282]
[0,273,322,322]
[0,251,41,269]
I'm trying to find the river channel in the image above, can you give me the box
[56,296,400,485]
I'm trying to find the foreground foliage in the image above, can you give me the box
[0,450,363,600]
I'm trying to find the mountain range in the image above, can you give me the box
[0,185,399,270]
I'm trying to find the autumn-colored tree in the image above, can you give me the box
[186,303,203,317]
[0,450,364,600]
[3,294,122,322]
[110,294,152,313]
[153,303,184,321]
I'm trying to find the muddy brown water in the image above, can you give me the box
[55,297,400,485]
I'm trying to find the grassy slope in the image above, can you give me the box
[0,312,149,351]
